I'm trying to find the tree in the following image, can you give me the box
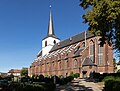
[80,0,120,53]
[21,69,28,77]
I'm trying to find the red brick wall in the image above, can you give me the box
[29,36,114,77]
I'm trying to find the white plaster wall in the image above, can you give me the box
[42,37,60,56]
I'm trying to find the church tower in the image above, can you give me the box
[42,6,60,56]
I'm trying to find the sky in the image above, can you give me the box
[0,0,89,73]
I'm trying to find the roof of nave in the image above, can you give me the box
[50,30,94,52]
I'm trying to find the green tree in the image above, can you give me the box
[80,0,120,52]
[21,69,28,76]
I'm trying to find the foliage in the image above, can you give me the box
[104,77,120,91]
[70,72,80,78]
[21,69,28,76]
[0,73,81,91]
[23,84,44,91]
[102,76,115,82]
[1,82,55,91]
[80,0,120,52]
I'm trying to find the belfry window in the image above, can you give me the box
[45,41,47,47]
[54,40,56,44]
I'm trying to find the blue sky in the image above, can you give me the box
[0,0,89,72]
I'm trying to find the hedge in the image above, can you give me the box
[103,76,120,91]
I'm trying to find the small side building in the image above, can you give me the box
[8,69,21,82]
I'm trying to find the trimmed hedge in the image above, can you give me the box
[93,73,120,82]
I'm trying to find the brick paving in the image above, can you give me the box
[55,78,104,91]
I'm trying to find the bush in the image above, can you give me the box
[74,73,80,78]
[43,82,56,91]
[23,84,44,91]
[102,76,115,82]
[69,72,80,78]
[104,77,120,91]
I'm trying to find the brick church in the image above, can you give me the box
[28,8,114,77]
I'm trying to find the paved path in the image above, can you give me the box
[55,78,104,91]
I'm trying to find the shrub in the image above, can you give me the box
[74,73,80,78]
[104,77,120,91]
[23,84,44,91]
[102,76,115,82]
[105,79,120,91]
[43,82,56,91]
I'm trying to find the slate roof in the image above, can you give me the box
[43,35,59,40]
[82,57,97,66]
[50,30,94,52]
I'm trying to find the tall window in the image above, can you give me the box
[59,62,61,69]
[74,59,78,68]
[98,45,104,65]
[45,41,47,47]
[89,40,94,62]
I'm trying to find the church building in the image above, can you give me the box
[28,8,114,77]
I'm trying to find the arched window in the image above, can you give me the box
[59,62,61,69]
[53,40,56,44]
[67,60,69,68]
[74,59,78,68]
[89,40,94,62]
[45,41,47,47]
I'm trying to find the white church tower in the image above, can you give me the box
[42,6,60,56]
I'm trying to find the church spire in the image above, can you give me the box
[43,5,59,39]
[47,5,55,36]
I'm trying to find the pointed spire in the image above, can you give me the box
[43,5,59,40]
[47,5,55,36]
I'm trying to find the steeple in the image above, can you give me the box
[44,5,59,39]
[48,5,54,36]
[42,5,60,56]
